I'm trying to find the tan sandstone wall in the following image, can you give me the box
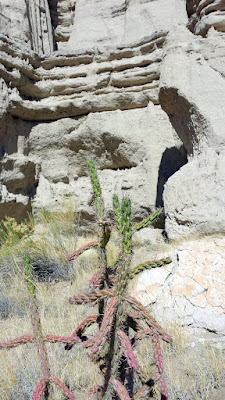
[0,0,224,237]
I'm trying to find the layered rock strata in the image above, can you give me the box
[187,0,225,36]
[0,32,166,120]
[160,25,225,238]
[0,0,225,239]
[0,0,188,226]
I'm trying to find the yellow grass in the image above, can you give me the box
[0,210,224,399]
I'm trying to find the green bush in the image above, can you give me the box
[0,216,33,246]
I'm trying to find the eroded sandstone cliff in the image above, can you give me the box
[0,0,224,239]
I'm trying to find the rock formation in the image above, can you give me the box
[0,0,224,238]
[132,235,225,335]
[0,0,225,343]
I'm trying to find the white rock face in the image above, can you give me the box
[68,0,188,50]
[0,0,30,46]
[0,0,224,339]
[187,0,225,36]
[160,24,225,238]
[27,104,182,228]
[132,237,225,334]
[164,150,225,239]
[0,0,225,239]
[160,26,225,156]
[48,0,75,50]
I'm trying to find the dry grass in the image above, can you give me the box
[0,211,224,399]
[0,261,102,400]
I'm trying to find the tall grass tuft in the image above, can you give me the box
[0,254,80,399]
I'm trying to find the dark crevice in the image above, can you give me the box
[156,146,188,209]
[102,165,136,171]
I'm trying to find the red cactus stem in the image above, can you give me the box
[152,332,164,374]
[32,378,49,400]
[86,297,117,358]
[74,315,99,337]
[135,328,154,341]
[83,336,96,349]
[125,296,172,343]
[130,311,171,344]
[0,334,34,349]
[29,297,51,382]
[117,330,138,370]
[90,326,110,362]
[135,370,162,400]
[43,335,82,344]
[69,288,114,305]
[50,376,75,399]
[112,379,131,400]
[159,376,169,399]
[65,315,98,350]
[89,269,104,289]
[67,241,98,261]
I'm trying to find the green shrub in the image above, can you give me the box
[0,216,33,246]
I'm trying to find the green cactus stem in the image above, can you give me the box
[133,210,161,232]
[113,195,122,230]
[129,257,171,280]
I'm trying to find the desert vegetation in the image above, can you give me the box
[0,162,224,400]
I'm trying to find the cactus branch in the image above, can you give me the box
[0,335,34,349]
[112,379,131,400]
[50,376,75,399]
[32,378,49,400]
[129,257,171,280]
[69,289,114,305]
[133,210,161,232]
[65,315,98,350]
[125,295,172,343]
[117,330,138,370]
[67,241,98,261]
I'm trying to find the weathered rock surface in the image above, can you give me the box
[187,0,225,36]
[0,1,189,226]
[0,0,225,240]
[0,31,166,120]
[164,150,225,239]
[68,0,187,50]
[132,236,225,335]
[28,104,185,228]
[0,0,30,46]
[160,26,225,156]
[160,24,225,238]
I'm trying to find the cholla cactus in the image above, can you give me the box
[0,160,172,399]
[0,254,77,400]
[65,160,172,399]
